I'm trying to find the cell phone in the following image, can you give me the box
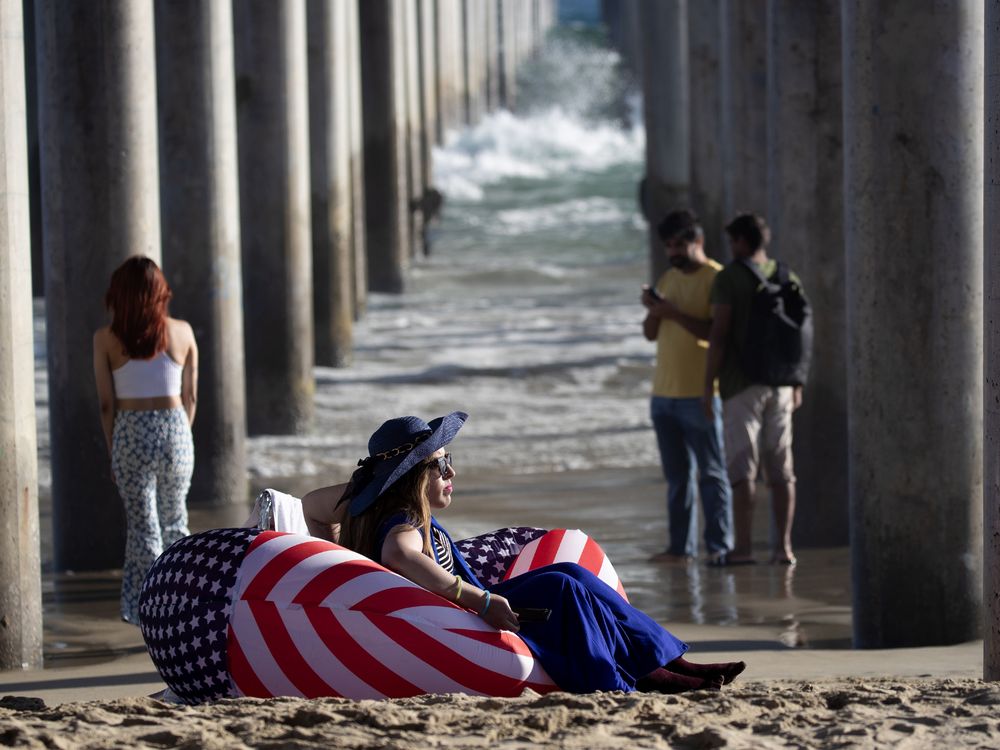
[644,285,663,302]
[513,607,552,622]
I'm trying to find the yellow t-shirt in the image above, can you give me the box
[652,260,721,398]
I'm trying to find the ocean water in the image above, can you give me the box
[247,30,655,485]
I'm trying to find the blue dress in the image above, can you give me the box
[375,515,688,693]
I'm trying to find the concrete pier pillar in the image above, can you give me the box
[765,0,846,547]
[517,0,532,65]
[484,0,500,111]
[360,0,410,292]
[346,0,367,319]
[0,0,42,669]
[843,0,983,648]
[233,0,315,435]
[719,0,766,227]
[36,0,161,570]
[602,0,641,85]
[21,0,42,298]
[417,0,439,186]
[156,0,248,507]
[403,0,425,257]
[498,0,518,109]
[639,0,689,283]
[984,0,1000,682]
[461,0,483,124]
[308,0,354,366]
[436,0,464,137]
[687,0,724,256]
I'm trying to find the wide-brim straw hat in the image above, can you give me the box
[348,411,468,517]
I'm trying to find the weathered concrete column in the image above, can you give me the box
[21,0,42,298]
[498,0,518,109]
[346,0,367,319]
[156,0,248,507]
[524,0,539,57]
[360,0,410,292]
[639,0,689,283]
[843,0,983,648]
[307,0,354,366]
[719,0,766,227]
[436,0,464,137]
[602,0,641,86]
[461,0,483,125]
[484,0,500,111]
[417,0,439,181]
[687,0,724,257]
[621,0,642,83]
[233,0,315,435]
[461,0,472,123]
[0,0,42,669]
[984,0,1000,682]
[541,0,557,32]
[765,0,845,547]
[36,0,161,570]
[403,0,425,258]
[517,0,532,65]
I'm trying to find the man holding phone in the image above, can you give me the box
[641,210,733,564]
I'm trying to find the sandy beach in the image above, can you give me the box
[1,677,997,749]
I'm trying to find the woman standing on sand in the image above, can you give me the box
[93,256,198,624]
[304,411,747,695]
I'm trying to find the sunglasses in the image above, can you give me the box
[427,453,453,477]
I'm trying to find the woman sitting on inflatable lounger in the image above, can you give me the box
[301,411,746,695]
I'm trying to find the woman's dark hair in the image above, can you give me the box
[724,213,770,251]
[104,255,172,359]
[339,460,433,561]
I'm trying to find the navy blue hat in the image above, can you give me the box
[348,411,468,517]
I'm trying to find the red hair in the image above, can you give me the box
[104,256,172,359]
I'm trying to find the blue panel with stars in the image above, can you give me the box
[138,527,261,704]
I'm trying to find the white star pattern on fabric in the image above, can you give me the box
[138,527,260,705]
[453,526,547,585]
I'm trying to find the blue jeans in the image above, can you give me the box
[650,396,733,556]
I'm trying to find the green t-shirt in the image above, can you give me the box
[710,258,800,399]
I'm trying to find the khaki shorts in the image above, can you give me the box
[722,384,796,485]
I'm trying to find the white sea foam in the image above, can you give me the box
[434,107,643,203]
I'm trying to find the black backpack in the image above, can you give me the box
[738,259,813,387]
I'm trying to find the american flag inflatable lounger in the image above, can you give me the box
[138,526,627,703]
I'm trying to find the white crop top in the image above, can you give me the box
[112,352,183,399]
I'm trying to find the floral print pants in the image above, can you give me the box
[112,407,193,624]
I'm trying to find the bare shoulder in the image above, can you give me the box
[167,317,195,343]
[93,325,113,351]
[302,482,349,523]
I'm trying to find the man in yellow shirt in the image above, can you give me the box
[642,210,733,564]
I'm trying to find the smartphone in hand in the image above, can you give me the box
[513,607,552,622]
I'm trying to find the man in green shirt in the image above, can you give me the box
[703,214,801,566]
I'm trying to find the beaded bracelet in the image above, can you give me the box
[478,589,492,617]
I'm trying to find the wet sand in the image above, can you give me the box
[0,467,987,748]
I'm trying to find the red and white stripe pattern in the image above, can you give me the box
[227,531,556,699]
[503,529,629,601]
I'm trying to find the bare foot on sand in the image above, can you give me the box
[635,668,723,694]
[666,656,747,685]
